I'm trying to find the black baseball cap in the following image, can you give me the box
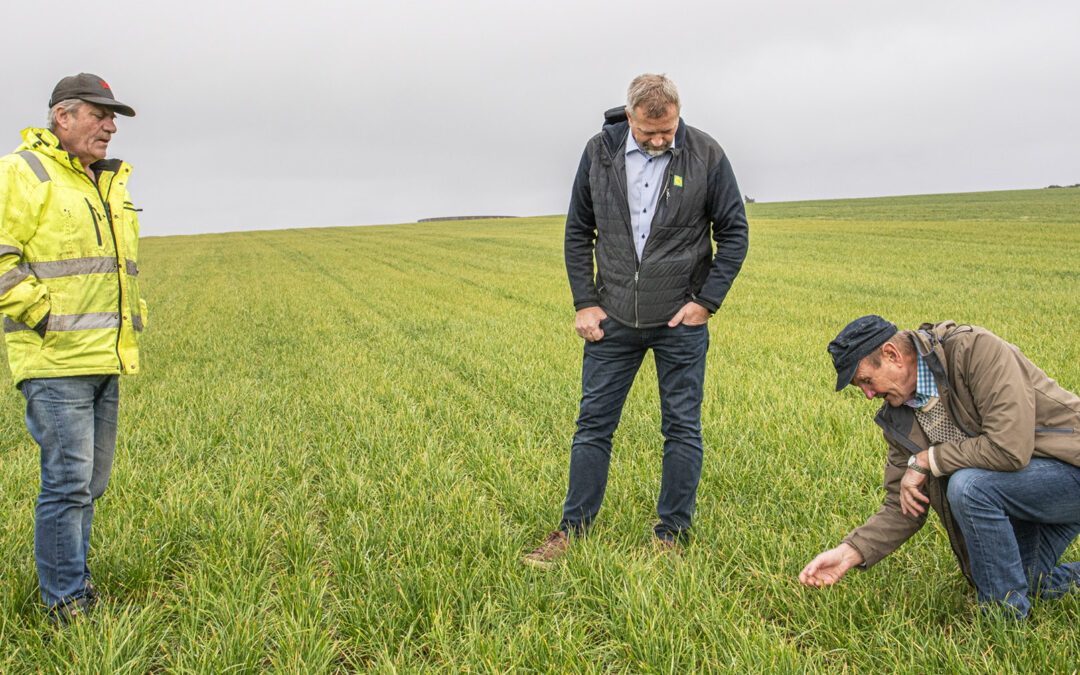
[827,315,898,392]
[49,73,135,117]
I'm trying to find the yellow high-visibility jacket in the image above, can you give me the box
[0,127,146,385]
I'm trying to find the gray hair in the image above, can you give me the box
[626,73,681,119]
[865,329,917,367]
[48,99,85,132]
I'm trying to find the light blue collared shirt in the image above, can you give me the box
[625,131,674,260]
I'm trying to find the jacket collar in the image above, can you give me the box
[18,127,69,163]
[17,127,127,181]
[911,322,951,395]
[873,320,977,446]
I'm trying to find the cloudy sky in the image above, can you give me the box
[3,0,1076,236]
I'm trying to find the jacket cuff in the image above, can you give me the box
[573,300,600,311]
[21,296,51,329]
[928,446,946,477]
[694,296,719,314]
[930,440,972,475]
[840,534,877,571]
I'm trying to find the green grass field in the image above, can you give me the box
[2,187,1079,673]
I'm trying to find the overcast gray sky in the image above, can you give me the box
[3,0,1077,236]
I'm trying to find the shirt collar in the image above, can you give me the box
[906,351,939,408]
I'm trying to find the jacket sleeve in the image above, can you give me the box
[933,332,1036,474]
[694,154,748,313]
[841,433,927,570]
[0,159,51,327]
[564,146,600,310]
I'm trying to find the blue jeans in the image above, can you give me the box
[561,318,709,541]
[946,458,1080,618]
[21,375,119,610]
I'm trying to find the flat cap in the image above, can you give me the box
[49,73,135,117]
[827,315,897,392]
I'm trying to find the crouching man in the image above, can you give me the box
[799,316,1080,619]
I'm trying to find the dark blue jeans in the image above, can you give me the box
[560,317,709,542]
[20,375,119,610]
[947,458,1080,618]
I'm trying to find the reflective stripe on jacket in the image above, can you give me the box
[0,127,145,384]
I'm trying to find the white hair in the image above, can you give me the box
[48,99,85,132]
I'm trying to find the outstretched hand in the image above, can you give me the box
[799,543,864,588]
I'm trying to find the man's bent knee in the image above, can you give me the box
[945,468,985,515]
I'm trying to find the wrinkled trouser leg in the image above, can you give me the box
[23,375,119,610]
[947,458,1080,618]
[651,322,709,541]
[1012,519,1080,599]
[561,319,645,535]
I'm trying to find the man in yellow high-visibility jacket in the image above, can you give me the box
[0,73,146,625]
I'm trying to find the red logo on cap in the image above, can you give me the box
[99,80,110,90]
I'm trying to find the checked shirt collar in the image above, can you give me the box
[905,351,938,409]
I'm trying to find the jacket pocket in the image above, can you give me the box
[41,294,60,350]
[83,198,103,246]
[1036,427,1075,434]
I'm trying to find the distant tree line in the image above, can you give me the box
[1045,184,1080,189]
[418,216,518,222]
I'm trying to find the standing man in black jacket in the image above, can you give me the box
[524,74,748,567]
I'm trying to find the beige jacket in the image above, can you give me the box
[842,321,1080,583]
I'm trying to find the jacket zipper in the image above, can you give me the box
[83,198,103,246]
[101,175,124,369]
[83,168,125,369]
[635,156,677,327]
[653,161,676,226]
[634,270,639,326]
[609,135,678,328]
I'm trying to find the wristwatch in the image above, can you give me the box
[907,454,931,475]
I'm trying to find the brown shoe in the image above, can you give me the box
[522,530,570,570]
[46,596,93,628]
[83,582,101,610]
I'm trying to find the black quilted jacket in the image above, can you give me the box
[564,107,748,328]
